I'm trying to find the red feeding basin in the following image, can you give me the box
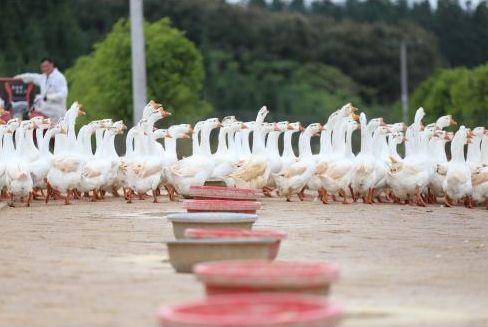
[157,293,343,327]
[185,229,287,260]
[189,185,261,201]
[182,199,261,214]
[194,260,339,296]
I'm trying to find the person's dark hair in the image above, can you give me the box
[40,57,55,66]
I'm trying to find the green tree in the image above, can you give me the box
[66,18,212,125]
[411,64,488,126]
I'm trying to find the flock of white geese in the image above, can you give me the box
[0,101,487,208]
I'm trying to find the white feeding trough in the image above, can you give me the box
[165,212,258,239]
[166,238,275,273]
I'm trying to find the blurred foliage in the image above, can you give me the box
[411,63,488,126]
[0,0,487,125]
[204,50,363,123]
[66,18,211,125]
[146,0,442,104]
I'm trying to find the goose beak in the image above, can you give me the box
[241,123,248,129]
[351,113,360,122]
[287,124,294,130]
[299,125,305,132]
[161,109,171,118]
[0,119,5,125]
[450,117,457,126]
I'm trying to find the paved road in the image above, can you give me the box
[0,197,487,326]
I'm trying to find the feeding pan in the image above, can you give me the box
[189,185,260,201]
[166,212,257,239]
[194,260,339,296]
[182,199,261,214]
[185,228,287,260]
[166,239,275,273]
[158,293,343,327]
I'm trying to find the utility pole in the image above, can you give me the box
[400,39,409,124]
[130,0,147,124]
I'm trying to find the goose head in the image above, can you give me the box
[388,122,407,133]
[391,131,406,144]
[305,123,323,137]
[204,118,222,130]
[339,103,358,117]
[262,122,276,135]
[228,121,246,134]
[367,117,385,133]
[169,124,193,139]
[414,107,425,124]
[255,106,269,124]
[153,129,170,141]
[112,120,127,134]
[346,118,360,132]
[275,121,289,133]
[436,115,457,129]
[472,126,486,139]
[288,121,302,132]
[222,116,237,126]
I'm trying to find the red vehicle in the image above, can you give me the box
[0,77,37,121]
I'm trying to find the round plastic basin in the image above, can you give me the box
[166,239,275,273]
[194,260,339,296]
[182,199,261,214]
[185,229,287,259]
[165,212,258,239]
[158,293,343,327]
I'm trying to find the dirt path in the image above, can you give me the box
[0,198,487,327]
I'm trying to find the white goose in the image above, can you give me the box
[5,120,34,206]
[315,116,359,204]
[223,107,271,189]
[273,123,322,201]
[46,102,86,204]
[169,118,221,197]
[442,126,473,207]
[350,113,380,204]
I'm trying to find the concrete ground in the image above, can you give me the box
[0,197,487,327]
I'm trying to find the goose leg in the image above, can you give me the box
[45,183,52,204]
[152,189,159,203]
[91,190,98,202]
[340,190,350,204]
[126,190,133,204]
[416,187,426,207]
[444,195,453,207]
[112,187,120,197]
[26,192,32,207]
[298,188,306,201]
[318,188,328,204]
[8,193,15,207]
[64,189,71,205]
[349,185,356,202]
[464,196,473,209]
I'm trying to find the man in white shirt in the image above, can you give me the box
[15,57,68,122]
